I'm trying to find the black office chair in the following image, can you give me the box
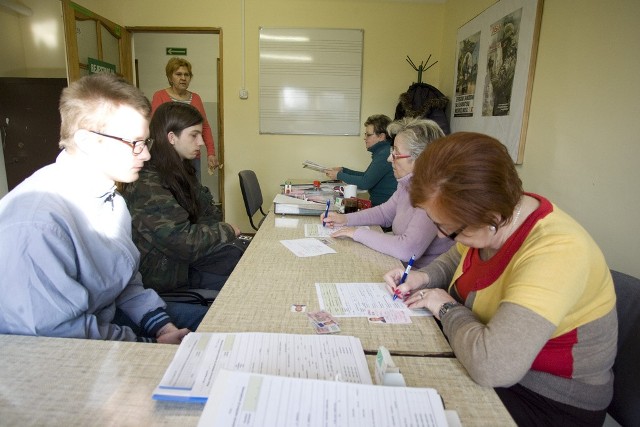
[607,269,640,426]
[159,289,219,306]
[238,169,267,231]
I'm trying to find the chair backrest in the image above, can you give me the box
[238,170,266,230]
[608,269,640,426]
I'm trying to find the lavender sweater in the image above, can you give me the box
[346,173,453,268]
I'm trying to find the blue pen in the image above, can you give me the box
[393,254,416,300]
[323,200,330,227]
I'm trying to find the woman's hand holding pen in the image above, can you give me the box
[321,211,346,228]
[383,268,429,302]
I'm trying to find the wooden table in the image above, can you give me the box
[198,212,452,356]
[0,334,513,426]
[0,334,202,427]
[366,355,516,426]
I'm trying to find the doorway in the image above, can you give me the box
[129,28,224,207]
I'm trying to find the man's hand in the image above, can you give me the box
[156,323,190,344]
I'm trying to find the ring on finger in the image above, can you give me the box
[419,291,425,299]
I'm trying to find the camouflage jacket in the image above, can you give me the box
[122,166,235,292]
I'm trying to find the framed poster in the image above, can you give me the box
[451,0,544,163]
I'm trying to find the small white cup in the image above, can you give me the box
[340,184,357,199]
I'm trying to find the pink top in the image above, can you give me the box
[151,89,215,157]
[346,173,453,268]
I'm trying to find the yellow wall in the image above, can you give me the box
[521,0,640,277]
[0,0,67,77]
[76,0,640,277]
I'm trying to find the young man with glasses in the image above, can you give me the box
[0,73,196,344]
[325,114,397,206]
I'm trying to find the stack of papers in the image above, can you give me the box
[152,332,370,402]
[273,194,337,216]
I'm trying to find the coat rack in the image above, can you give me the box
[406,54,438,83]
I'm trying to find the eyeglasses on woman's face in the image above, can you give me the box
[426,210,467,240]
[434,223,467,240]
[389,147,412,160]
[89,130,154,155]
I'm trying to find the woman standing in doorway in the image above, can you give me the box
[152,57,219,180]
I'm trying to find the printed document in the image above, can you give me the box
[152,332,371,402]
[198,370,448,427]
[304,223,369,238]
[316,282,431,317]
[302,159,330,172]
[280,238,336,257]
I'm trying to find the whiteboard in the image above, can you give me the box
[259,28,363,135]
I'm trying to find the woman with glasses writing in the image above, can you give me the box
[122,103,242,313]
[384,133,616,426]
[151,57,219,180]
[322,118,453,269]
[325,114,397,206]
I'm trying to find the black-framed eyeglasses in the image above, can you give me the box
[89,131,153,155]
[389,147,412,160]
[435,223,466,240]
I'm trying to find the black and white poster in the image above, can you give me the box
[451,0,544,164]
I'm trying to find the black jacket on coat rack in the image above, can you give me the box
[394,82,450,135]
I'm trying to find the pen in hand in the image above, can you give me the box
[323,200,330,227]
[393,254,416,301]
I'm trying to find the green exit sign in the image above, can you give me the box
[166,47,187,56]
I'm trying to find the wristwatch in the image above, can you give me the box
[438,301,462,319]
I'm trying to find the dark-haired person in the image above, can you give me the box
[325,114,397,206]
[383,132,616,426]
[122,103,242,310]
[0,73,190,343]
[151,57,218,179]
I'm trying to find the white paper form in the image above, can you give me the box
[316,282,431,317]
[304,224,369,238]
[152,332,371,402]
[198,370,448,427]
[274,217,299,228]
[280,238,337,257]
[304,223,337,238]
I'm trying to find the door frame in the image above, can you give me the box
[126,27,225,213]
[61,0,132,82]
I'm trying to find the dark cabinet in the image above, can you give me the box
[0,77,67,190]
